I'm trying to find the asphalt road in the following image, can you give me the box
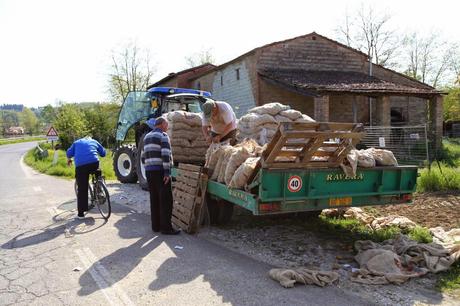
[0,142,371,305]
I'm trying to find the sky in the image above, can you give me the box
[0,0,459,108]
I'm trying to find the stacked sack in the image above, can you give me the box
[341,148,399,177]
[237,102,315,145]
[164,111,208,163]
[205,139,264,189]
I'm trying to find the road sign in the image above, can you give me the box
[46,126,59,141]
[287,175,302,193]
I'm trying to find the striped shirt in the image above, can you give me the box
[142,128,173,176]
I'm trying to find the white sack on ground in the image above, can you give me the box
[269,268,339,288]
[430,227,460,261]
[229,157,260,189]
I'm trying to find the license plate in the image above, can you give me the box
[329,197,352,207]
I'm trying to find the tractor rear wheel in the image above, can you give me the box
[136,132,149,190]
[113,145,138,183]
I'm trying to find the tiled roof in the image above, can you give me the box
[259,69,443,97]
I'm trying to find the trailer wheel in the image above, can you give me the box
[136,132,149,190]
[207,196,234,225]
[113,145,138,183]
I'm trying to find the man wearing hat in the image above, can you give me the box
[201,100,237,145]
[142,117,180,235]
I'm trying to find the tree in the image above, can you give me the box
[108,41,156,104]
[1,110,20,134]
[444,87,460,122]
[336,5,399,67]
[40,104,57,125]
[402,32,455,87]
[84,103,120,147]
[54,104,88,149]
[184,48,215,68]
[20,107,39,135]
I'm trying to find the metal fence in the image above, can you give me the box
[359,125,429,166]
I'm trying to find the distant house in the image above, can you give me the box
[148,63,216,90]
[151,32,444,152]
[6,126,24,135]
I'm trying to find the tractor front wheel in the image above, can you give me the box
[113,145,138,183]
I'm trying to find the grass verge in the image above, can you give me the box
[24,144,116,180]
[0,136,46,146]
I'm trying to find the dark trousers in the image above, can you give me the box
[146,170,173,232]
[75,162,99,215]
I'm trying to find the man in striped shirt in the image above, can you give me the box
[142,117,180,235]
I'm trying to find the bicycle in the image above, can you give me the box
[74,169,111,219]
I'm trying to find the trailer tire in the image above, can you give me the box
[207,197,234,225]
[113,145,138,183]
[136,132,149,190]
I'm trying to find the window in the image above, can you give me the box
[220,75,223,86]
[235,68,240,80]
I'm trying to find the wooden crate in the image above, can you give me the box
[247,122,366,185]
[172,163,208,234]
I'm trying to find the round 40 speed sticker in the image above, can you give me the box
[287,175,302,192]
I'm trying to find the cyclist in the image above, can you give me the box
[67,136,106,219]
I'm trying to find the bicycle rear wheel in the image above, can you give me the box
[94,180,111,219]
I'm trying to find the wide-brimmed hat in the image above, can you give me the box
[202,101,216,120]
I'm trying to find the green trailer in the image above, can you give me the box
[197,122,418,224]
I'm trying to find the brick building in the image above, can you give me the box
[150,32,444,152]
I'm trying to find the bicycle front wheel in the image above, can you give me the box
[94,180,111,219]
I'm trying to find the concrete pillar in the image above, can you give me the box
[429,96,443,155]
[375,96,391,126]
[314,95,329,122]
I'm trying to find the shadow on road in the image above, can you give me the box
[1,199,107,249]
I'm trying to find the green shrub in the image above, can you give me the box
[408,226,433,243]
[24,148,116,180]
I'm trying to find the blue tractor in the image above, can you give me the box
[113,87,212,189]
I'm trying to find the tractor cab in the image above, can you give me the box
[113,87,212,186]
[115,87,212,142]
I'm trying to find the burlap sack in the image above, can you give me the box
[211,145,233,181]
[209,145,230,180]
[170,138,191,147]
[239,113,277,129]
[229,157,260,189]
[274,115,293,122]
[166,111,202,126]
[248,102,290,116]
[295,114,315,123]
[367,148,398,166]
[279,109,303,120]
[224,146,253,185]
[356,150,376,168]
[218,147,237,183]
